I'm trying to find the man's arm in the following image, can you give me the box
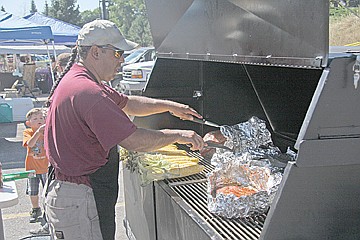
[123,95,202,121]
[119,128,204,152]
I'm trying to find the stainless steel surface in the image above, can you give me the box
[123,145,266,239]
[163,150,266,240]
[261,163,360,240]
[296,55,360,152]
[145,0,329,68]
[138,53,360,238]
[191,118,220,128]
[168,178,207,187]
[123,168,156,240]
[132,1,360,239]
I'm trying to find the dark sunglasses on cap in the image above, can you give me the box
[97,45,124,59]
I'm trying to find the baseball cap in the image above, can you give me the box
[77,19,138,51]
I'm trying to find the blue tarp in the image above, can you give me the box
[0,11,53,44]
[24,13,80,46]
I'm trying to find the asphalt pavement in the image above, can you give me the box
[0,96,128,240]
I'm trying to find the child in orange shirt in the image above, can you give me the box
[23,108,49,224]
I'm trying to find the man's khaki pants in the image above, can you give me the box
[44,180,103,240]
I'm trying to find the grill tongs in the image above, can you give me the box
[191,118,221,128]
[191,118,233,152]
[205,141,233,152]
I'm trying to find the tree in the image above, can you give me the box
[127,6,152,46]
[1,6,5,12]
[79,8,101,27]
[109,0,153,47]
[30,0,38,13]
[43,0,153,45]
[43,1,49,15]
[48,0,81,25]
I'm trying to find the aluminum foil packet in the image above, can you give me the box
[207,116,296,218]
[210,116,293,168]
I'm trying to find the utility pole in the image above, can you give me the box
[99,0,110,20]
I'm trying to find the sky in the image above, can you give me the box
[0,0,99,16]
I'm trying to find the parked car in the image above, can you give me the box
[123,47,155,66]
[119,60,155,95]
[111,47,155,90]
[112,47,156,93]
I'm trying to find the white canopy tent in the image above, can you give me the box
[0,45,71,55]
[0,11,57,84]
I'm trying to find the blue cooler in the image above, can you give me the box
[0,103,13,123]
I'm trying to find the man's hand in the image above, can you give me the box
[200,130,226,158]
[203,130,226,144]
[169,102,202,121]
[173,130,205,151]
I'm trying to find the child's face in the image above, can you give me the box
[26,112,45,130]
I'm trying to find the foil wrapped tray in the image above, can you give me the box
[207,116,296,218]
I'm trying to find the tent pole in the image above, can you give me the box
[51,40,58,85]
[51,40,57,63]
[45,41,56,86]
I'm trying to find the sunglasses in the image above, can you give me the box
[97,45,124,59]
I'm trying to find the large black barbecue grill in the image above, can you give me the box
[122,0,360,239]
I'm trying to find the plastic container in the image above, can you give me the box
[3,97,34,121]
[0,103,13,123]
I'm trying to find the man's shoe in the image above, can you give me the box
[29,207,42,223]
[29,223,50,235]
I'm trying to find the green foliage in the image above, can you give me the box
[128,13,153,47]
[329,0,360,19]
[78,9,101,27]
[47,0,81,26]
[330,7,351,18]
[330,5,360,21]
[46,0,153,46]
[109,0,153,47]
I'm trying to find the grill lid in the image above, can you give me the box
[145,0,329,68]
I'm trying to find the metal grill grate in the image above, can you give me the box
[164,149,266,240]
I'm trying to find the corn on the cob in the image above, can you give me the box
[126,144,204,183]
[168,165,205,178]
[150,144,188,156]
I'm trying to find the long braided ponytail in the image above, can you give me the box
[45,46,78,107]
